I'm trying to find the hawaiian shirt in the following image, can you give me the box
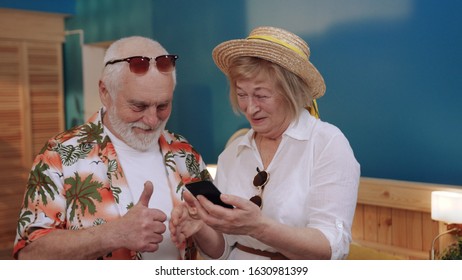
[13,109,211,259]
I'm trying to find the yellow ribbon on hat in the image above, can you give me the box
[247,35,308,60]
[248,34,319,119]
[306,99,320,119]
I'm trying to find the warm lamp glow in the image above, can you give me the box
[431,191,462,224]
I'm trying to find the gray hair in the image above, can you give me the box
[101,36,177,99]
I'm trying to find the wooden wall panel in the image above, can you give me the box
[422,213,438,253]
[28,42,64,156]
[406,211,423,251]
[363,205,378,242]
[0,42,22,155]
[351,204,364,240]
[0,9,65,43]
[0,41,27,260]
[352,178,462,259]
[391,209,407,248]
[0,9,65,260]
[377,207,392,245]
[0,41,27,179]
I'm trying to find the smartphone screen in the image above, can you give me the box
[185,180,233,209]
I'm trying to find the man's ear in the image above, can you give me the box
[99,80,110,107]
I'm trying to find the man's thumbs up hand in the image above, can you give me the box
[111,180,167,253]
[138,181,154,207]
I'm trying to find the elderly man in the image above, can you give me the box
[14,36,210,260]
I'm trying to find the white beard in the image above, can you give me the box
[106,106,167,151]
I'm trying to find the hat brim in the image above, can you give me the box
[212,38,326,99]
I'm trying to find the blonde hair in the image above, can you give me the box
[227,57,312,120]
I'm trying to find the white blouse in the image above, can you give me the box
[215,110,360,259]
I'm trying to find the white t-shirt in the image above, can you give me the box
[215,110,360,260]
[105,128,179,260]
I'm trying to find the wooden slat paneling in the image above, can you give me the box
[28,42,64,157]
[406,211,423,251]
[0,10,65,260]
[358,177,462,212]
[377,207,392,245]
[0,40,28,260]
[351,204,364,240]
[352,178,462,259]
[422,212,438,253]
[364,205,378,242]
[391,209,407,248]
[0,8,65,43]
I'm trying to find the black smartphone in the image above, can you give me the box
[185,180,233,209]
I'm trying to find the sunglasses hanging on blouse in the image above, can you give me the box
[250,167,270,209]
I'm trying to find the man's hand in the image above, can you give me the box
[169,190,204,247]
[112,181,167,252]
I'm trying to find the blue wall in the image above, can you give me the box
[2,0,461,186]
[64,0,249,166]
[0,0,75,14]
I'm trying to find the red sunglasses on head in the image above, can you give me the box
[105,54,178,74]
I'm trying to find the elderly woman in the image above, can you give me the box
[170,26,360,260]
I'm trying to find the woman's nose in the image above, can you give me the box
[246,97,260,115]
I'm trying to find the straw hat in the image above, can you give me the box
[212,26,326,99]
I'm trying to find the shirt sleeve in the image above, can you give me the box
[305,133,360,259]
[13,143,66,259]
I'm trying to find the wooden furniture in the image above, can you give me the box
[352,177,462,259]
[0,8,66,259]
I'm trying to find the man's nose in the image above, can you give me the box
[142,107,159,128]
